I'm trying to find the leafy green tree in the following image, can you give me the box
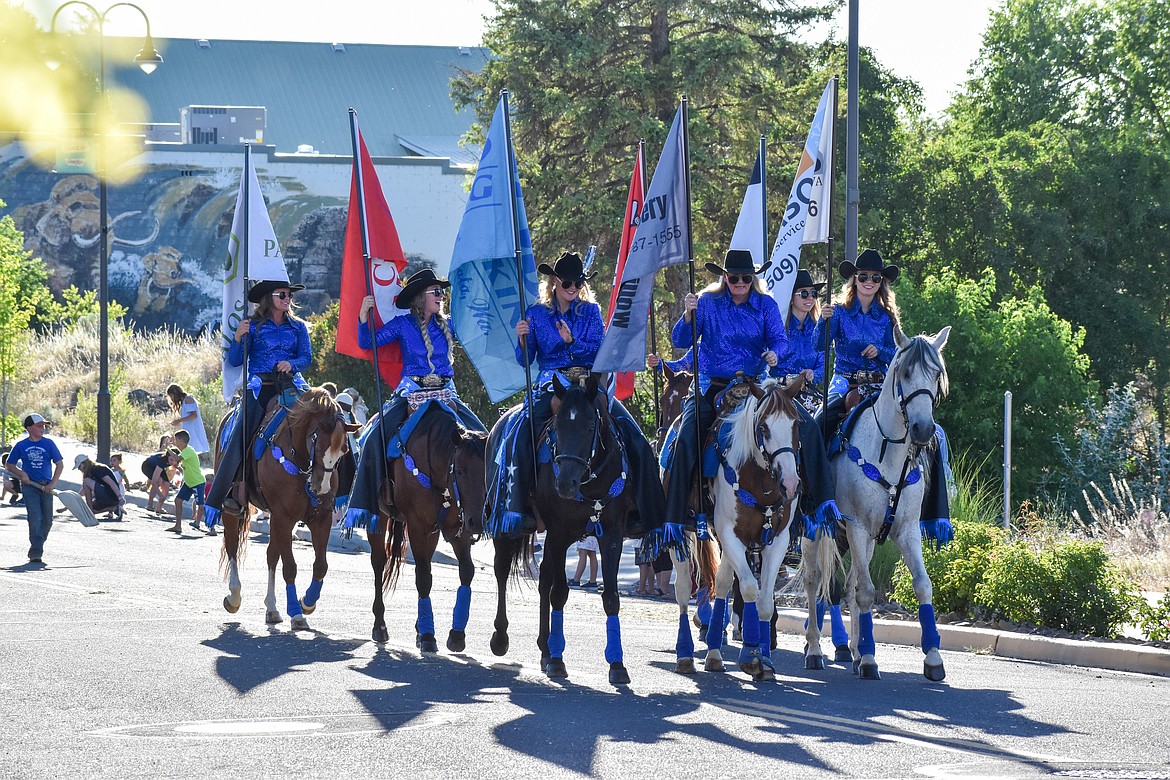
[898,268,1094,497]
[0,207,34,442]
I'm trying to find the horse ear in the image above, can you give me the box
[784,374,805,399]
[344,421,362,433]
[585,372,600,399]
[748,379,764,399]
[553,374,568,398]
[894,324,910,349]
[931,325,951,352]
[663,363,676,381]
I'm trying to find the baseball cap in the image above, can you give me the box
[335,392,354,407]
[23,413,51,428]
[74,453,91,470]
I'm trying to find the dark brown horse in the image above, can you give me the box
[655,364,693,453]
[367,404,488,652]
[217,388,358,630]
[488,374,636,685]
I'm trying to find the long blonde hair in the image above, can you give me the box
[409,294,454,374]
[838,277,900,329]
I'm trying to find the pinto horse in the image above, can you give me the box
[218,388,358,630]
[367,404,488,652]
[488,373,636,685]
[801,326,951,681]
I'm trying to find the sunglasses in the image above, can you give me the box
[796,289,819,299]
[560,278,585,290]
[727,273,754,285]
[426,288,446,298]
[272,291,295,300]
[855,273,883,284]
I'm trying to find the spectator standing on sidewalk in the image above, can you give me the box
[168,430,209,535]
[5,414,64,564]
[166,384,210,461]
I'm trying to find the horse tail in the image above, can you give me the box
[217,507,251,576]
[383,519,407,593]
[696,535,720,595]
[799,530,842,606]
[505,532,537,585]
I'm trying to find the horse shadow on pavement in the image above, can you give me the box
[201,621,367,695]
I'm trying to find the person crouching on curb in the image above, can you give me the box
[5,414,64,564]
[75,454,125,520]
[168,430,209,536]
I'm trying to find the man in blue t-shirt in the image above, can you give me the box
[5,414,64,564]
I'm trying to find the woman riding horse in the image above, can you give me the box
[206,278,311,524]
[344,268,487,651]
[493,251,665,539]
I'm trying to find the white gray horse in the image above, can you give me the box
[801,326,951,681]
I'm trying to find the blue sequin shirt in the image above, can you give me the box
[671,288,787,392]
[515,300,605,370]
[771,313,825,383]
[358,314,455,378]
[826,300,896,375]
[228,317,312,374]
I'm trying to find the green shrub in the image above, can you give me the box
[977,537,1139,637]
[892,520,1006,612]
[1136,593,1170,642]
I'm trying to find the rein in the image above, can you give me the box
[266,415,342,509]
[551,404,629,532]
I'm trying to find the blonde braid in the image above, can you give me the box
[417,314,437,373]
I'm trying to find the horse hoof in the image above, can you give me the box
[924,660,946,682]
[299,600,316,616]
[805,655,826,671]
[447,630,466,653]
[265,610,283,624]
[609,663,631,686]
[704,655,725,673]
[692,614,703,629]
[754,665,776,682]
[859,661,881,680]
[223,596,240,614]
[416,633,439,653]
[291,615,310,631]
[739,657,763,677]
[676,657,696,674]
[732,627,743,642]
[834,644,853,663]
[544,658,568,679]
[490,632,509,657]
[372,626,389,644]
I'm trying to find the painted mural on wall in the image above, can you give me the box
[0,146,356,334]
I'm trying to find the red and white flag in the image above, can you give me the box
[337,127,409,388]
[606,145,645,401]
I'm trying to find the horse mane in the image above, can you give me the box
[286,387,340,430]
[892,336,949,399]
[723,378,798,470]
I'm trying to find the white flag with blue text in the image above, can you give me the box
[593,106,690,373]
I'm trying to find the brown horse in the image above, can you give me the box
[217,387,358,630]
[655,364,693,453]
[367,404,488,652]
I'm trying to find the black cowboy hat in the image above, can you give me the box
[705,248,771,278]
[792,268,826,291]
[538,251,597,283]
[838,248,899,283]
[395,268,451,308]
[247,278,305,304]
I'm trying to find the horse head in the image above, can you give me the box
[550,373,603,500]
[452,427,489,532]
[288,388,360,498]
[725,378,802,501]
[890,326,951,446]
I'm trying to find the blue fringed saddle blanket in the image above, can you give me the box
[658,411,742,479]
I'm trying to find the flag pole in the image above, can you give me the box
[759,133,768,270]
[501,89,538,465]
[680,96,705,531]
[823,77,839,419]
[348,108,390,468]
[639,140,661,429]
[239,142,251,512]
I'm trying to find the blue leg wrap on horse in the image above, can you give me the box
[741,602,761,648]
[303,578,323,607]
[676,613,694,659]
[549,610,566,658]
[605,615,623,664]
[417,597,435,636]
[758,621,771,658]
[830,604,849,647]
[696,587,712,625]
[452,585,472,632]
[286,583,302,617]
[705,598,727,649]
[918,603,941,652]
[859,612,876,657]
[813,598,827,630]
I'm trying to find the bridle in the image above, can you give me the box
[268,412,345,509]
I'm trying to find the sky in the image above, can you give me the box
[18,0,1000,116]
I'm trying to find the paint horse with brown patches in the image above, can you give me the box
[217,388,359,630]
[691,377,804,681]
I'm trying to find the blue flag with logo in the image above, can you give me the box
[449,97,539,403]
[593,105,689,373]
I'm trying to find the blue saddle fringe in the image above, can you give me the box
[920,517,954,550]
[803,500,841,541]
[485,510,526,538]
[344,507,379,534]
[204,505,221,529]
[640,521,687,562]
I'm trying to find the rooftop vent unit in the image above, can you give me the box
[180,105,266,146]
[458,46,471,56]
[196,39,211,48]
[331,42,346,52]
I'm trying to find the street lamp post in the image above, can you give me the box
[47,2,161,463]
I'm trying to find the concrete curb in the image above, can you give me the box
[775,608,1170,677]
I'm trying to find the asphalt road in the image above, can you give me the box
[1,473,1168,780]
